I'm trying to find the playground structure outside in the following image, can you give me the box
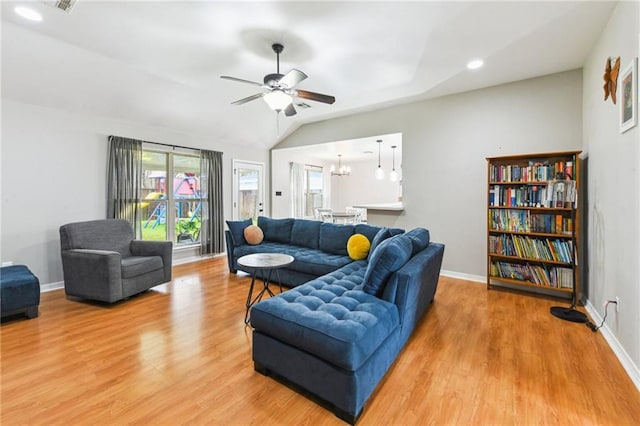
[140,173,203,245]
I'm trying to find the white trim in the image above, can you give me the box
[584,299,640,392]
[41,281,64,292]
[172,252,225,266]
[440,269,485,283]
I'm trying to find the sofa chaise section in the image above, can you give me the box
[250,230,445,423]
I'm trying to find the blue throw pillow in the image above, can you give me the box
[226,219,252,246]
[290,219,321,249]
[363,234,413,297]
[404,228,430,255]
[367,227,392,261]
[257,216,294,243]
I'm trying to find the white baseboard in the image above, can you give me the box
[584,299,640,392]
[440,269,485,283]
[172,252,225,266]
[41,281,64,292]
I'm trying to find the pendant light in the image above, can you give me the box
[389,145,399,182]
[375,140,384,180]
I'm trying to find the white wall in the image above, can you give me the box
[582,1,639,386]
[271,149,401,218]
[276,70,583,278]
[0,99,268,284]
[329,159,402,211]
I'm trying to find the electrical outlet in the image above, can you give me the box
[615,296,620,313]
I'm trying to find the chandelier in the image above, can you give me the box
[330,154,351,176]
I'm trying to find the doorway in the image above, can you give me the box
[232,160,265,221]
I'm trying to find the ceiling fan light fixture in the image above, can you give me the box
[263,90,292,111]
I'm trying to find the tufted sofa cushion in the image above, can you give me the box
[250,261,400,371]
[233,242,353,277]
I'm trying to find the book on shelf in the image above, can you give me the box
[489,180,576,208]
[490,260,573,288]
[489,234,574,263]
[489,159,576,183]
[489,209,573,235]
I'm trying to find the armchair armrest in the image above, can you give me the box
[61,249,123,302]
[130,240,173,282]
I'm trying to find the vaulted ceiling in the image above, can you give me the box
[1,1,615,149]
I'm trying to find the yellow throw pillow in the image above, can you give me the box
[244,225,264,245]
[347,234,371,260]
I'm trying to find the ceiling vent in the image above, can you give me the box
[42,0,77,13]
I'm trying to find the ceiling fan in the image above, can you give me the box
[221,43,335,117]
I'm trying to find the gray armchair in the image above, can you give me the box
[59,219,172,303]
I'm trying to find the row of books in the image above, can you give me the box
[490,261,574,288]
[489,180,577,208]
[489,160,574,183]
[489,210,574,235]
[489,234,574,263]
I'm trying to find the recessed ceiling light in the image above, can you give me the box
[14,6,43,22]
[467,59,484,70]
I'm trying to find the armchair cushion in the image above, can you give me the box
[121,256,163,279]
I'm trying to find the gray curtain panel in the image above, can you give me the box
[107,136,143,238]
[200,149,224,254]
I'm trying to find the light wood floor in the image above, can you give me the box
[1,257,639,425]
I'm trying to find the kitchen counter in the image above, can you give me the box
[353,202,404,211]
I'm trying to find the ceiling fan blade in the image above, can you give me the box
[278,69,307,89]
[220,76,263,87]
[231,93,264,105]
[295,89,335,104]
[284,103,297,117]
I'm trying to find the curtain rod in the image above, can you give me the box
[109,135,201,152]
[143,140,201,152]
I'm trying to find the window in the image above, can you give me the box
[140,149,201,247]
[305,165,324,217]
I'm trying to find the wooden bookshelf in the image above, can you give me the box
[486,151,581,301]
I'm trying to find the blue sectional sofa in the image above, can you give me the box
[225,216,401,287]
[226,217,445,423]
